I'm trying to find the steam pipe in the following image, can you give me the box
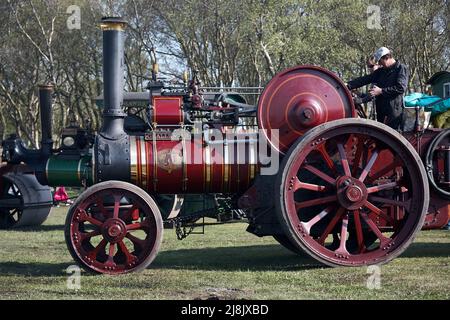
[38,84,54,156]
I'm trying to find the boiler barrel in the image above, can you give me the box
[45,155,93,187]
[129,135,259,193]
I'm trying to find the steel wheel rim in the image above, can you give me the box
[281,121,428,266]
[68,187,159,274]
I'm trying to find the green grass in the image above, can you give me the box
[0,207,449,300]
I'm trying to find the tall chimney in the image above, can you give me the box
[38,84,53,156]
[99,17,127,139]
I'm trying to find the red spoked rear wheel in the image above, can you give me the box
[275,119,429,266]
[65,181,163,274]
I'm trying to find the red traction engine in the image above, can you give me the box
[1,17,449,275]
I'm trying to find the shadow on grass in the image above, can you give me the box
[0,245,321,277]
[0,262,73,277]
[0,242,447,277]
[10,225,65,232]
[153,244,323,271]
[402,242,450,258]
[153,241,450,271]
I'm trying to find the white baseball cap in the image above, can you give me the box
[373,47,391,63]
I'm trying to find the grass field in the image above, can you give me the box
[0,206,449,300]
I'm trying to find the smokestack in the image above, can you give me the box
[100,17,127,139]
[38,84,53,156]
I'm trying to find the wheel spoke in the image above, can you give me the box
[364,201,394,224]
[83,216,103,227]
[126,233,146,250]
[108,243,116,260]
[80,229,101,241]
[337,143,352,176]
[303,164,336,185]
[113,195,121,219]
[360,212,391,246]
[87,238,107,260]
[368,196,411,211]
[295,195,337,210]
[353,210,365,254]
[78,210,103,227]
[317,144,338,175]
[95,197,108,216]
[317,207,345,245]
[351,135,366,176]
[126,222,142,231]
[292,177,327,192]
[335,213,349,255]
[126,219,149,231]
[359,149,379,182]
[367,181,398,193]
[301,206,334,233]
[299,182,327,192]
[118,240,138,265]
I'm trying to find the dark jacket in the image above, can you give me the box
[347,61,409,129]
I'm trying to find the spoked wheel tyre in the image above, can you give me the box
[65,181,163,274]
[275,119,429,267]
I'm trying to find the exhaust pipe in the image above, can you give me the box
[38,84,53,156]
[94,17,130,183]
[99,17,127,139]
[1,84,54,184]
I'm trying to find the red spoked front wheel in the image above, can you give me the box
[65,181,163,274]
[275,119,429,267]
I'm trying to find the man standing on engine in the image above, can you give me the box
[347,47,409,130]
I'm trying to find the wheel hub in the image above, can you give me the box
[336,176,368,210]
[346,185,363,202]
[295,99,325,129]
[101,218,127,243]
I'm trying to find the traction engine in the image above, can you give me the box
[1,17,449,274]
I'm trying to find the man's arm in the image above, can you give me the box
[347,73,375,90]
[381,65,408,97]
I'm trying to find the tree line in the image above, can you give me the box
[0,0,448,146]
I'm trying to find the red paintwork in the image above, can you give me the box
[130,135,259,194]
[152,96,184,126]
[423,195,450,229]
[257,65,355,154]
[60,62,449,274]
[403,130,450,229]
[68,188,159,274]
[280,121,428,266]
